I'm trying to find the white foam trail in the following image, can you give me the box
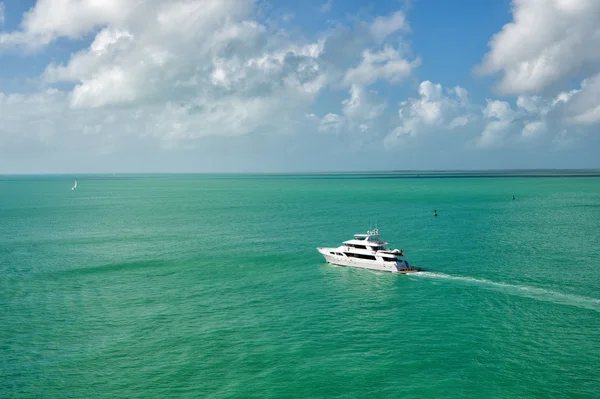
[411,272,600,312]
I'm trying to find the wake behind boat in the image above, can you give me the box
[317,227,418,274]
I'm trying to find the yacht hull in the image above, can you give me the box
[317,248,415,274]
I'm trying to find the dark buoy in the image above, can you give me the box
[434,209,438,217]
[512,195,515,200]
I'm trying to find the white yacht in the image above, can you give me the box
[317,227,416,274]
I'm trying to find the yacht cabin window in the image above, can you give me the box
[344,252,377,261]
[347,244,367,249]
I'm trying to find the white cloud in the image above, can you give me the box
[474,98,553,148]
[475,74,600,147]
[0,89,124,153]
[476,0,600,94]
[0,0,145,48]
[2,2,423,155]
[318,113,342,133]
[384,81,473,148]
[516,95,547,114]
[0,0,333,147]
[561,73,600,125]
[449,115,470,129]
[474,0,600,145]
[0,82,321,155]
[552,89,580,107]
[314,8,416,91]
[521,120,546,138]
[482,99,516,120]
[475,119,513,149]
[474,92,575,148]
[317,84,385,136]
[40,1,280,110]
[1,1,594,169]
[343,46,419,87]
[370,10,408,41]
[342,85,385,121]
[328,18,419,145]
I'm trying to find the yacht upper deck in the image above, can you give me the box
[342,228,389,248]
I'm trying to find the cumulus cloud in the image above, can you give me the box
[384,81,473,148]
[2,0,593,168]
[370,10,408,41]
[560,73,600,125]
[0,0,335,147]
[375,84,589,151]
[516,95,547,115]
[39,0,287,110]
[0,89,125,153]
[318,113,342,133]
[476,0,600,94]
[521,120,546,138]
[343,46,419,86]
[0,0,423,155]
[471,100,516,148]
[0,84,321,155]
[472,0,600,149]
[0,0,146,48]
[474,120,511,149]
[473,88,585,148]
[317,85,385,136]
[342,85,386,126]
[316,9,416,88]
[316,9,417,138]
[482,99,515,120]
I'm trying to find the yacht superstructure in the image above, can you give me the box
[317,227,416,273]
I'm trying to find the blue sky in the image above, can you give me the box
[0,0,599,173]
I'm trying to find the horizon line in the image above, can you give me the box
[2,168,600,176]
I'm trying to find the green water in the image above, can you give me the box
[1,174,599,398]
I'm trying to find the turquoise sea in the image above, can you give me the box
[1,173,599,398]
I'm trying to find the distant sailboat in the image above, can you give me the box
[72,179,77,191]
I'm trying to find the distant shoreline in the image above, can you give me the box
[2,169,600,179]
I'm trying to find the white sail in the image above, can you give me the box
[72,179,77,190]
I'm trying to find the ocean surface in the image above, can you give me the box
[1,172,599,398]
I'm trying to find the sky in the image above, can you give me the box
[0,0,599,173]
